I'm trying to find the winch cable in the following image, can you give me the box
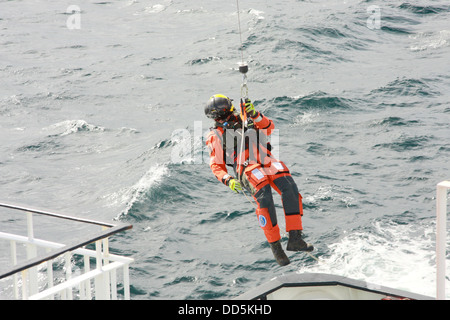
[236,0,245,67]
[235,0,255,208]
[233,2,320,263]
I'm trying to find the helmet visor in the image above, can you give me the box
[213,104,234,121]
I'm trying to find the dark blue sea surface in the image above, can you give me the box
[0,0,449,299]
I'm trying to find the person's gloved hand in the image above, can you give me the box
[228,178,242,193]
[244,99,257,118]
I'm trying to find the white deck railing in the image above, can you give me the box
[436,181,450,300]
[0,203,134,300]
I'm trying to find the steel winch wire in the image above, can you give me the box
[235,0,254,209]
[236,0,245,65]
[233,1,320,264]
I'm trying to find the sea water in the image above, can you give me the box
[0,0,449,299]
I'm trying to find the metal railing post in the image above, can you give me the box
[65,252,73,299]
[102,227,111,299]
[94,239,108,299]
[45,248,54,299]
[123,264,130,300]
[26,212,38,296]
[436,181,450,300]
[10,240,19,299]
[83,253,92,299]
[0,202,133,300]
[21,270,28,300]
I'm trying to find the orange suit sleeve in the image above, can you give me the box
[206,130,231,185]
[251,112,274,135]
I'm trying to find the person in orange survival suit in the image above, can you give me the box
[204,94,313,266]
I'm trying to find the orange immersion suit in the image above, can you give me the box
[205,112,304,243]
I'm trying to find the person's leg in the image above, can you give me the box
[270,175,303,232]
[253,184,280,243]
[265,161,314,252]
[241,165,290,266]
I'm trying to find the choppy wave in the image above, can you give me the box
[1,0,450,300]
[398,3,450,15]
[373,134,433,152]
[269,92,354,113]
[187,56,222,66]
[13,120,105,154]
[112,125,206,220]
[43,120,105,136]
[370,116,420,127]
[370,78,440,97]
[133,0,172,15]
[113,164,169,220]
[304,184,359,210]
[409,30,450,51]
[299,218,446,298]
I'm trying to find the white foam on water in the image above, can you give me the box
[292,111,320,126]
[410,30,450,51]
[43,120,104,136]
[299,220,450,299]
[249,8,265,20]
[111,164,169,219]
[144,4,166,14]
[134,0,173,15]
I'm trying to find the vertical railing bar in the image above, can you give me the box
[45,248,54,300]
[436,181,449,300]
[102,227,111,299]
[21,270,28,300]
[111,268,117,300]
[26,212,38,296]
[64,252,73,300]
[79,280,86,300]
[84,251,92,300]
[10,240,19,299]
[94,239,105,299]
[123,264,130,300]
